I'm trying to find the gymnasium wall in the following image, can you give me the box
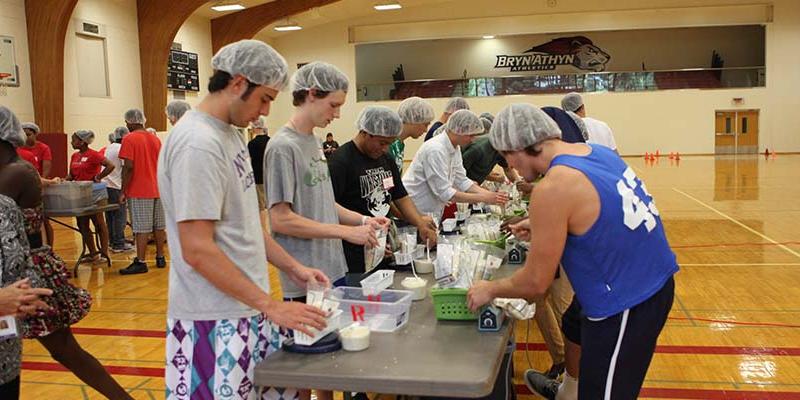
[355,26,766,84]
[167,13,213,129]
[0,0,35,123]
[0,0,215,150]
[63,0,144,145]
[262,0,800,156]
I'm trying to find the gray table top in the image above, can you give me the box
[46,203,120,218]
[254,268,516,397]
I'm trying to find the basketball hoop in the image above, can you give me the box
[0,73,10,97]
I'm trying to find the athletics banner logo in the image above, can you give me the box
[494,36,611,72]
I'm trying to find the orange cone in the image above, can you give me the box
[669,152,675,160]
[655,150,660,158]
[644,152,649,160]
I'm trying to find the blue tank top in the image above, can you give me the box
[549,144,678,318]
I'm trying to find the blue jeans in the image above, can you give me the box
[105,188,127,248]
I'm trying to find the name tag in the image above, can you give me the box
[0,316,18,340]
[383,177,394,190]
[81,157,88,162]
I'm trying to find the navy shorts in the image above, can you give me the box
[578,277,674,399]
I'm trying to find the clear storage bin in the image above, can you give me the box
[329,287,412,332]
[42,182,93,212]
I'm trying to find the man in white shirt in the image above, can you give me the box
[561,92,618,153]
[403,109,508,221]
[103,126,133,253]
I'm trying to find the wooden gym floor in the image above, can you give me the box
[18,154,800,399]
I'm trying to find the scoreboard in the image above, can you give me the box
[167,50,199,92]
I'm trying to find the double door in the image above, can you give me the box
[715,110,759,154]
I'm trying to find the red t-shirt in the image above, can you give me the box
[119,130,161,198]
[17,148,40,172]
[70,149,104,181]
[19,142,51,175]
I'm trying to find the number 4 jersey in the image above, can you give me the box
[549,144,678,319]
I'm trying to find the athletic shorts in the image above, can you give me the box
[561,296,583,345]
[129,198,165,233]
[166,314,298,400]
[578,277,675,399]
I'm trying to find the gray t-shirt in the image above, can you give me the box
[265,126,347,298]
[158,110,269,320]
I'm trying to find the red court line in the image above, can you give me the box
[22,361,163,377]
[515,343,800,356]
[515,385,800,399]
[71,327,164,338]
[22,362,800,398]
[672,241,800,249]
[70,328,800,356]
[67,326,800,357]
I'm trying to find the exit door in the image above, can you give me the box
[715,110,759,155]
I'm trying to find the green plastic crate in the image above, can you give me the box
[431,288,478,320]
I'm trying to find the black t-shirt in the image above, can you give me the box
[247,135,269,184]
[328,141,408,273]
[322,140,339,152]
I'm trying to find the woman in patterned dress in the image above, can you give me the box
[0,107,133,399]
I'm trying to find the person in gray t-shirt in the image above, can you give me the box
[265,62,389,301]
[157,40,328,400]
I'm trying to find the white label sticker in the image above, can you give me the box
[382,177,394,190]
[0,316,18,340]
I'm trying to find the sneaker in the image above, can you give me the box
[110,243,134,253]
[545,362,565,379]
[156,256,167,269]
[524,369,559,400]
[119,259,148,275]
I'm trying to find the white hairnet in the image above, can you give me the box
[291,62,349,93]
[397,97,435,124]
[561,92,584,113]
[566,111,589,141]
[445,109,484,136]
[444,97,470,114]
[489,103,562,152]
[113,126,129,141]
[166,100,191,121]
[146,128,156,134]
[21,122,40,134]
[107,132,115,143]
[479,112,494,123]
[357,106,403,138]
[124,108,146,124]
[75,129,95,145]
[0,106,25,148]
[211,40,289,90]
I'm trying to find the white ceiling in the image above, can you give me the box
[193,0,763,39]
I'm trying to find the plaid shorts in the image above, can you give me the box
[128,198,165,233]
[166,314,298,400]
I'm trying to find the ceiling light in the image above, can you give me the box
[482,35,495,39]
[274,23,302,31]
[374,3,402,11]
[211,3,245,11]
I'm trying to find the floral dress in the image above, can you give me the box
[0,195,32,385]
[21,204,91,338]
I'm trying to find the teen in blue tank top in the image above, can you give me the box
[549,144,677,318]
[468,103,677,400]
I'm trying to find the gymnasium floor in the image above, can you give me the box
[18,154,800,399]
